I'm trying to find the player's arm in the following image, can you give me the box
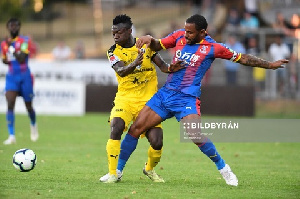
[136,35,163,51]
[12,40,29,64]
[238,54,289,70]
[1,39,10,65]
[2,54,9,65]
[152,53,185,73]
[112,50,144,77]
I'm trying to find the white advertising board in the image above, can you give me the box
[0,59,117,85]
[0,80,85,115]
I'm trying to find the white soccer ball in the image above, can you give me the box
[13,148,37,172]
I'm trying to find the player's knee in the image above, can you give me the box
[7,103,15,110]
[110,121,125,140]
[25,104,33,112]
[150,140,163,150]
[128,123,144,138]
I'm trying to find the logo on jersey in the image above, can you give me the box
[176,50,181,58]
[132,77,149,85]
[108,53,120,66]
[199,45,208,54]
[175,50,200,67]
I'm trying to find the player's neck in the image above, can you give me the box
[122,36,135,48]
[10,36,19,41]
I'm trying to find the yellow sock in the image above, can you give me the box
[146,146,163,171]
[106,139,121,175]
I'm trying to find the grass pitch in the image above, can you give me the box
[0,113,299,199]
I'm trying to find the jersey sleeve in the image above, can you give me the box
[146,47,157,60]
[213,43,242,62]
[1,41,6,60]
[20,36,30,54]
[107,44,120,67]
[159,30,181,50]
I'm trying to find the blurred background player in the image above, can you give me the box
[119,14,288,186]
[1,18,39,145]
[99,14,184,183]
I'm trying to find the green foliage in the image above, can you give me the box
[0,114,299,199]
[0,0,35,22]
[0,0,23,21]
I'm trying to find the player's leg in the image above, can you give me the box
[3,90,18,145]
[102,117,125,183]
[101,99,134,183]
[24,101,38,141]
[22,73,38,142]
[145,127,163,170]
[182,114,226,168]
[117,106,163,173]
[116,88,169,182]
[143,127,165,182]
[181,114,238,186]
[129,105,163,138]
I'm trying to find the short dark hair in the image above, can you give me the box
[186,14,207,31]
[7,18,21,27]
[113,14,133,29]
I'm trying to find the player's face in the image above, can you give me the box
[7,21,20,38]
[111,24,132,46]
[184,23,205,45]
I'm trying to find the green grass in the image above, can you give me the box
[0,114,299,199]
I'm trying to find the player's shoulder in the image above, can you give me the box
[107,44,117,54]
[203,35,217,44]
[18,35,30,42]
[166,28,185,38]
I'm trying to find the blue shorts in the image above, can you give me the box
[5,71,34,102]
[146,86,201,121]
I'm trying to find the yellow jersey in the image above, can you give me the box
[107,38,158,101]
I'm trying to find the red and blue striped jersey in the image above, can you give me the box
[160,29,242,97]
[1,35,31,75]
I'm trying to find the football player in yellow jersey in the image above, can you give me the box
[100,14,184,183]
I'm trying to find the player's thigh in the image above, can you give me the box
[129,105,163,137]
[134,100,163,138]
[20,74,34,102]
[175,96,201,121]
[5,74,19,92]
[109,101,134,132]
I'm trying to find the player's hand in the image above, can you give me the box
[133,50,144,67]
[2,59,9,65]
[168,60,186,72]
[136,35,152,49]
[269,59,289,70]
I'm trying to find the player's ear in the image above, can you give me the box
[200,29,206,36]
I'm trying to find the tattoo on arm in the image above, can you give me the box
[239,54,271,69]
